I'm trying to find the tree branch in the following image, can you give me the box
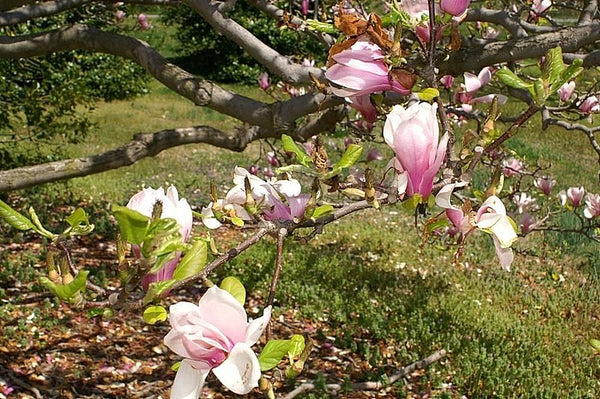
[0,125,259,192]
[578,0,598,25]
[185,0,325,84]
[0,0,90,27]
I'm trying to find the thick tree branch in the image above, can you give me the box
[465,8,528,37]
[442,23,600,74]
[185,0,325,84]
[0,125,259,192]
[0,0,90,27]
[578,0,598,25]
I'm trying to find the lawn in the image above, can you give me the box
[1,78,600,398]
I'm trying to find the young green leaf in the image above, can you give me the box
[40,270,89,300]
[311,204,334,219]
[281,134,312,167]
[143,305,168,324]
[0,199,34,231]
[335,144,363,170]
[111,204,149,245]
[288,335,306,358]
[496,67,534,93]
[220,276,246,306]
[541,46,565,86]
[416,88,440,101]
[64,208,94,236]
[28,207,56,239]
[590,338,600,352]
[258,339,291,371]
[173,240,208,281]
[143,279,176,304]
[305,20,338,34]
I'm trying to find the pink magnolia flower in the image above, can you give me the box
[584,193,600,218]
[534,176,555,196]
[579,96,600,113]
[415,22,443,45]
[456,67,508,106]
[440,75,455,89]
[302,58,315,67]
[532,0,552,14]
[513,192,536,214]
[519,213,537,235]
[137,13,150,30]
[326,38,411,122]
[502,157,523,177]
[115,10,125,23]
[440,0,471,17]
[266,151,279,167]
[400,0,432,21]
[558,81,575,102]
[126,186,193,290]
[384,102,448,199]
[257,72,270,90]
[436,184,518,270]
[559,186,585,207]
[164,286,271,397]
[301,0,309,15]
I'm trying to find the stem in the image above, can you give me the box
[266,227,287,341]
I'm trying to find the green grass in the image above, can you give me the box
[4,78,600,397]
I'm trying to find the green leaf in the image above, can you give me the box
[281,134,312,167]
[533,78,547,105]
[305,20,338,34]
[220,276,246,306]
[40,270,89,300]
[320,166,342,180]
[230,216,244,227]
[311,204,334,219]
[0,199,34,231]
[416,88,440,101]
[143,305,168,324]
[64,208,94,236]
[425,219,450,233]
[495,67,534,93]
[28,207,56,239]
[171,361,181,372]
[288,335,306,359]
[173,241,208,281]
[334,144,363,170]
[549,59,583,95]
[143,279,176,304]
[590,339,600,352]
[111,204,149,245]
[402,194,424,211]
[258,339,291,371]
[541,46,565,85]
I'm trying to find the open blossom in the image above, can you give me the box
[559,186,585,207]
[257,72,270,90]
[326,38,411,122]
[535,176,555,196]
[456,67,508,106]
[440,75,455,89]
[513,192,536,214]
[384,102,448,199]
[436,184,518,270]
[165,286,271,398]
[558,81,575,102]
[579,96,600,113]
[519,213,537,235]
[126,186,193,290]
[440,0,471,17]
[502,158,523,177]
[532,0,552,14]
[137,13,150,30]
[584,193,600,218]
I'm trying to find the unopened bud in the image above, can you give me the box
[151,200,163,221]
[62,273,74,285]
[312,136,329,172]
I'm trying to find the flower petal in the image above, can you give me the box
[197,286,248,344]
[170,359,209,399]
[212,343,261,395]
[245,305,272,346]
[492,236,514,271]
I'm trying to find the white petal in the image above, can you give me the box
[245,305,272,346]
[212,343,261,395]
[170,360,209,399]
[492,236,514,271]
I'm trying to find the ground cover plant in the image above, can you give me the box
[1,0,600,398]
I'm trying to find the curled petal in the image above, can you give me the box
[212,343,262,395]
[492,236,514,271]
[245,306,272,346]
[170,359,209,399]
[197,287,248,344]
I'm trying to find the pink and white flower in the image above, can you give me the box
[126,186,193,290]
[456,67,508,106]
[326,38,411,122]
[137,13,150,30]
[502,157,523,177]
[532,0,552,14]
[164,286,271,398]
[513,192,536,214]
[534,176,555,196]
[579,96,600,113]
[440,0,471,17]
[384,102,448,199]
[558,186,585,207]
[257,72,270,90]
[557,81,575,102]
[584,193,600,218]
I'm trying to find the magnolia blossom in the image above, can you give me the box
[302,58,315,67]
[584,193,600,219]
[440,0,471,17]
[165,286,272,398]
[137,13,150,30]
[502,158,523,177]
[326,38,411,122]
[436,184,518,270]
[257,72,270,90]
[266,151,279,167]
[301,0,309,15]
[384,102,448,199]
[513,192,536,214]
[579,96,600,113]
[558,81,575,102]
[559,186,585,207]
[532,0,552,14]
[519,213,537,235]
[535,176,555,196]
[126,186,193,290]
[440,75,455,89]
[400,0,430,20]
[115,10,125,22]
[456,67,508,106]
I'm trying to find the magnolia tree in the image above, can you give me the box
[1,0,600,397]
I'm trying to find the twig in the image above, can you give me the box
[280,349,447,399]
[58,241,106,295]
[266,227,287,340]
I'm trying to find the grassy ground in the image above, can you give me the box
[2,77,600,397]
